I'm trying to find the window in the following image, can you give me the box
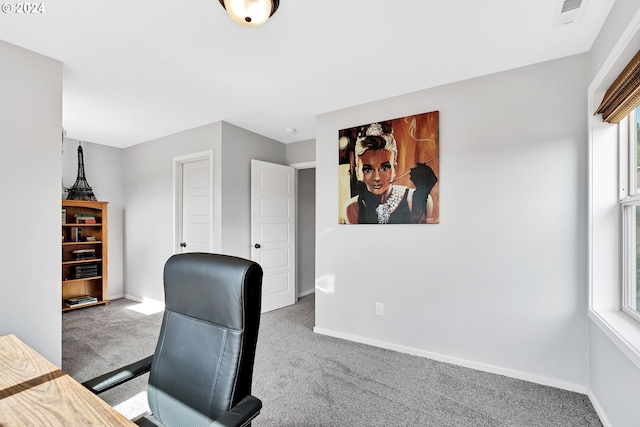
[621,105,640,323]
[588,13,640,371]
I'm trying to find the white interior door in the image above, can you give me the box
[179,158,212,253]
[251,160,296,313]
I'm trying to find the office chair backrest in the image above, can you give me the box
[147,253,263,427]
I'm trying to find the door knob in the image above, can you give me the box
[180,242,187,247]
[254,243,261,249]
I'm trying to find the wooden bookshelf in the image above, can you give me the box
[61,200,108,311]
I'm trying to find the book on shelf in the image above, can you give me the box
[74,263,97,270]
[66,295,97,303]
[73,249,96,254]
[62,209,66,224]
[72,249,96,259]
[75,271,98,276]
[74,264,98,278]
[64,295,98,307]
[74,213,96,224]
[74,273,99,279]
[65,300,97,308]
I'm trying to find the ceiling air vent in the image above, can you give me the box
[561,0,582,13]
[552,0,588,28]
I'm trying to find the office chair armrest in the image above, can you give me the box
[82,355,153,394]
[209,395,262,427]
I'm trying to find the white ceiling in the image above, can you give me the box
[0,0,615,148]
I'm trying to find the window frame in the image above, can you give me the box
[621,108,640,324]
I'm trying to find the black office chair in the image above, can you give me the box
[83,253,263,427]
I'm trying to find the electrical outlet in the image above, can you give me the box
[375,302,384,316]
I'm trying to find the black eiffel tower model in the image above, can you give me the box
[66,143,97,201]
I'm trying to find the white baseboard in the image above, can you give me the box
[312,326,587,394]
[122,294,142,303]
[587,389,612,427]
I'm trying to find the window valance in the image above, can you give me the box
[595,50,640,123]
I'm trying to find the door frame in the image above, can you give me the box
[173,150,217,254]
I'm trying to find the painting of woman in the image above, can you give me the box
[338,112,439,224]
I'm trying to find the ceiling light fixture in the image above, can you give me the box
[218,0,279,28]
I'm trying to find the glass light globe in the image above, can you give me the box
[223,0,273,27]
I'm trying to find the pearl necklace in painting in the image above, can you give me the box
[375,185,406,224]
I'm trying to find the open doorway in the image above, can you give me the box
[294,164,315,298]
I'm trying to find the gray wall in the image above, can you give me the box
[286,139,315,164]
[297,168,316,297]
[221,122,286,259]
[315,54,590,391]
[120,121,285,302]
[0,40,62,365]
[62,139,125,299]
[122,122,222,302]
[589,324,640,427]
[589,0,640,82]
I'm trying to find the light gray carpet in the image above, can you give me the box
[62,298,161,418]
[62,295,603,426]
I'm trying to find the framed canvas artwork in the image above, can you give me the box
[338,111,439,224]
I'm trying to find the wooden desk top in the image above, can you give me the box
[0,334,136,427]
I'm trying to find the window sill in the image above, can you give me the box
[589,308,640,370]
